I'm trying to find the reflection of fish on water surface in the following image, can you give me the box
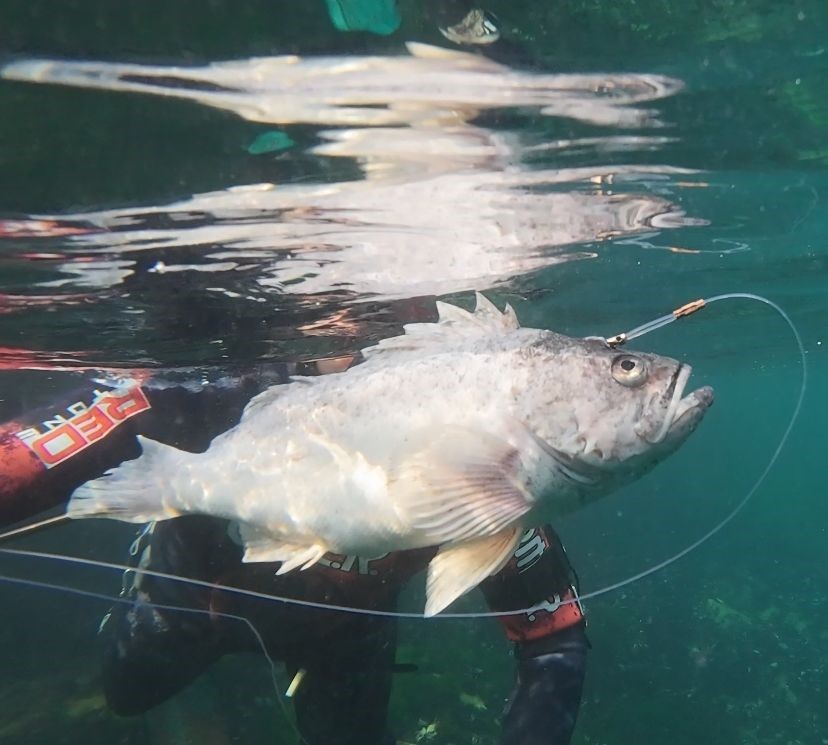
[67,293,713,616]
[38,162,702,301]
[1,42,684,129]
[1,41,704,305]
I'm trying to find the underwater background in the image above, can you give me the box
[0,1,825,743]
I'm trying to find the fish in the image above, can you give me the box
[66,293,713,616]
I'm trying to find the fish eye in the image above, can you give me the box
[611,354,649,387]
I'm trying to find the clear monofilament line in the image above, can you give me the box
[573,292,807,603]
[0,571,304,744]
[621,312,677,342]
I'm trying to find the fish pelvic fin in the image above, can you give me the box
[66,435,190,523]
[425,526,522,616]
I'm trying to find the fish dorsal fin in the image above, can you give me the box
[433,292,519,332]
[362,293,520,362]
[461,291,520,330]
[404,41,505,71]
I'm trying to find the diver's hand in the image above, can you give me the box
[501,626,588,745]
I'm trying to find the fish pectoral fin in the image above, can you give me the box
[239,525,327,572]
[390,426,535,544]
[425,526,522,616]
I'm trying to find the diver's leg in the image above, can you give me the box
[100,516,236,715]
[290,614,398,745]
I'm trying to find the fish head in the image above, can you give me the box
[527,333,714,494]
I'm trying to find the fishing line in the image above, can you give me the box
[0,570,305,744]
[576,292,806,604]
[0,292,806,620]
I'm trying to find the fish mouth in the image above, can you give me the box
[649,364,714,444]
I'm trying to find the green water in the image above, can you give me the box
[0,2,826,744]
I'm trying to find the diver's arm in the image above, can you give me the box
[481,525,588,745]
[499,624,588,745]
[99,514,241,715]
[0,366,288,527]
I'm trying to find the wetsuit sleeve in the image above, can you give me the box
[481,526,588,745]
[481,526,585,649]
[0,369,280,527]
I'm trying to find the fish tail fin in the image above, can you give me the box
[67,435,192,523]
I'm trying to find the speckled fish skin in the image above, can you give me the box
[67,293,713,614]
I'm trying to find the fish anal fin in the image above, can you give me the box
[425,526,522,616]
[239,524,327,572]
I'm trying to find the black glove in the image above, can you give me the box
[501,624,589,745]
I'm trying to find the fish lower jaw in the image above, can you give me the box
[671,385,714,430]
[646,384,714,450]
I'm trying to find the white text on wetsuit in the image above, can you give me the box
[16,387,150,468]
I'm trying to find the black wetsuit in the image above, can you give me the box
[0,367,588,745]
